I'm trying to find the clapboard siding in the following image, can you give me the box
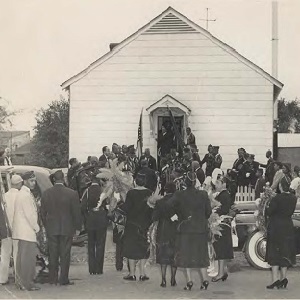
[71,100,271,110]
[72,85,272,94]
[71,93,272,102]
[69,31,274,168]
[76,78,269,87]
[81,70,261,79]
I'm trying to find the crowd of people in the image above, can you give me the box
[0,125,300,292]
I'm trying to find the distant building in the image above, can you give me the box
[0,131,31,164]
[278,133,300,169]
[62,6,283,169]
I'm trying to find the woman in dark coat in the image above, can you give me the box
[120,173,153,281]
[211,173,234,282]
[265,176,297,289]
[167,171,212,291]
[153,182,177,288]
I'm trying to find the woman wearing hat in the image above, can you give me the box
[265,175,297,289]
[211,171,234,283]
[167,171,212,291]
[153,182,178,288]
[120,173,153,281]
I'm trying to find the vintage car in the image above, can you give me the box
[0,165,87,247]
[234,199,300,269]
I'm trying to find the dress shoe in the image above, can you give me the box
[266,280,281,289]
[212,273,228,282]
[184,281,193,291]
[139,275,149,281]
[280,278,288,289]
[123,275,136,281]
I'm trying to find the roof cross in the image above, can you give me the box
[199,8,216,31]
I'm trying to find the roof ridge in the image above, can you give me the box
[61,6,283,90]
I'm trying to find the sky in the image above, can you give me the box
[0,0,299,133]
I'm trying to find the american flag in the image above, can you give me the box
[137,108,143,158]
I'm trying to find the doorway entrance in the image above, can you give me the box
[157,115,184,167]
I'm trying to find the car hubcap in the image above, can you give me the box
[255,236,267,261]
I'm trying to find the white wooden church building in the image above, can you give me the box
[62,7,283,169]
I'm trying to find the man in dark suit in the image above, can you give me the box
[254,168,266,199]
[139,148,157,171]
[259,150,275,184]
[99,146,111,168]
[41,170,82,285]
[157,125,174,158]
[137,159,158,192]
[81,175,108,275]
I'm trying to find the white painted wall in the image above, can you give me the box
[69,32,273,169]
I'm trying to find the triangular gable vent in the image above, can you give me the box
[142,12,197,35]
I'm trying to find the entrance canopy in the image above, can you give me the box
[146,94,191,115]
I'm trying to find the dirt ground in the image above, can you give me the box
[1,229,300,299]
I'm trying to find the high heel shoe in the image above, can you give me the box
[200,280,209,290]
[212,273,228,282]
[280,278,288,289]
[171,278,177,287]
[160,279,166,288]
[266,280,281,289]
[183,281,193,291]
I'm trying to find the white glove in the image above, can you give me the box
[246,173,250,178]
[170,214,178,221]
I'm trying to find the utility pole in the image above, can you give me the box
[272,0,279,160]
[199,8,216,31]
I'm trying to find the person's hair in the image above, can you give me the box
[266,150,272,155]
[165,182,176,194]
[53,171,64,181]
[294,165,300,174]
[186,127,191,131]
[102,146,108,154]
[183,147,191,153]
[87,156,91,162]
[282,163,291,173]
[135,173,146,187]
[69,158,77,165]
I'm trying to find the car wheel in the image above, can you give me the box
[244,230,270,270]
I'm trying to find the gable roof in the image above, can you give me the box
[61,6,283,90]
[146,94,191,115]
[0,131,29,139]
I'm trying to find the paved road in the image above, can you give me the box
[1,230,299,299]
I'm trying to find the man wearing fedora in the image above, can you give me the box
[0,175,23,285]
[41,170,81,286]
[13,171,40,291]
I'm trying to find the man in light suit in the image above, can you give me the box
[13,171,40,291]
[41,170,82,285]
[4,148,12,166]
[0,175,23,285]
